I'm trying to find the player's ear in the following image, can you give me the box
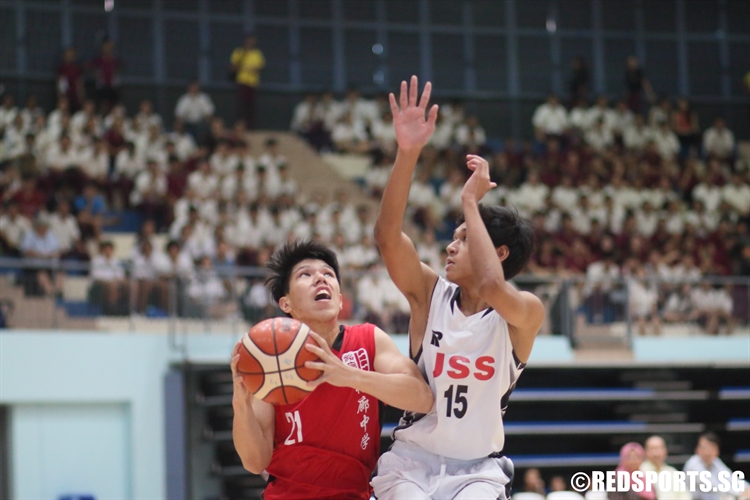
[279,296,292,314]
[496,245,510,262]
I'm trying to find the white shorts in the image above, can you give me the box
[371,440,512,500]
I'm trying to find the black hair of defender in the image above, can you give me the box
[456,204,535,280]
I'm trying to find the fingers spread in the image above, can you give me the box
[399,80,408,110]
[305,343,326,357]
[409,75,418,107]
[306,377,326,388]
[389,93,399,114]
[418,81,432,109]
[305,361,328,372]
[427,104,439,125]
[308,331,330,351]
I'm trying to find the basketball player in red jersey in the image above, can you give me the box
[230,240,434,499]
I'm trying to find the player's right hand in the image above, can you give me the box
[390,75,439,153]
[231,341,252,404]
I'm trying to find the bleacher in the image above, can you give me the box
[173,362,750,500]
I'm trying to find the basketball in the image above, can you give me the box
[236,317,323,405]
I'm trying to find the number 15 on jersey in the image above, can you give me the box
[443,384,468,418]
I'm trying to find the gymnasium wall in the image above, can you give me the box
[0,0,748,139]
[1,330,747,499]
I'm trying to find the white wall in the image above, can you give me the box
[12,403,131,499]
[0,332,175,500]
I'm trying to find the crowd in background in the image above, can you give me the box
[289,56,750,335]
[519,433,750,500]
[0,46,749,334]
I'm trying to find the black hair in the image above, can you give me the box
[456,204,535,280]
[265,239,341,304]
[699,432,721,448]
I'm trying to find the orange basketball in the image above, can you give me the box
[236,317,323,405]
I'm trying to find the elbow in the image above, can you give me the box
[416,387,435,414]
[241,455,271,475]
[373,221,388,246]
[478,273,504,296]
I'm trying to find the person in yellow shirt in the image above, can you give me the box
[640,435,690,500]
[231,33,265,129]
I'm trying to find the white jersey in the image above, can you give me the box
[393,277,525,460]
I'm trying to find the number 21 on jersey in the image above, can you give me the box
[284,410,303,445]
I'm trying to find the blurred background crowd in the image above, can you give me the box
[0,36,748,336]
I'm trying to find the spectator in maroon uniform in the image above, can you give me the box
[104,116,127,160]
[11,177,47,219]
[671,98,701,157]
[166,155,188,205]
[89,38,121,115]
[57,46,85,113]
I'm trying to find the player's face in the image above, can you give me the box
[445,224,473,284]
[282,259,342,322]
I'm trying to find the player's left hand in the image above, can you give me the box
[304,331,355,389]
[461,154,496,204]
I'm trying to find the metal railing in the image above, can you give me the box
[1,257,748,353]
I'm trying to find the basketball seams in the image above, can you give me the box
[241,335,279,374]
[282,323,311,370]
[238,317,320,405]
[254,374,283,400]
[270,318,289,404]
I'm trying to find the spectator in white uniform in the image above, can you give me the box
[0,200,31,256]
[652,120,680,161]
[702,117,735,161]
[585,118,614,152]
[514,170,549,214]
[90,240,128,315]
[48,200,80,254]
[722,173,750,216]
[623,114,652,152]
[174,81,214,140]
[532,94,569,139]
[683,433,750,499]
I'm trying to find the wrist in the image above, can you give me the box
[233,394,254,413]
[346,365,365,391]
[396,146,422,159]
[461,194,479,205]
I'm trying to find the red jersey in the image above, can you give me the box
[264,323,380,500]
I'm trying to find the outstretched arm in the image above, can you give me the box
[374,76,440,328]
[461,155,545,363]
[305,330,434,413]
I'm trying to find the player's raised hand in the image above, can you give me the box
[461,154,496,204]
[390,75,439,153]
[231,341,252,403]
[304,331,355,389]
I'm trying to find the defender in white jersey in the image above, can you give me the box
[372,76,545,499]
